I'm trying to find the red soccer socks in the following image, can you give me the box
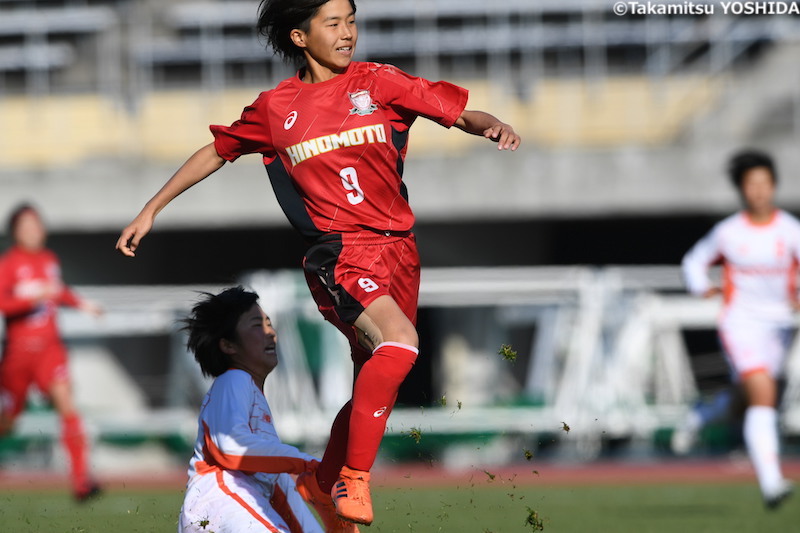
[315,401,352,494]
[346,342,417,471]
[61,413,99,500]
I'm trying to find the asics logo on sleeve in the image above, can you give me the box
[373,407,388,418]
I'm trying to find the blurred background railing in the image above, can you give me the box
[5,266,800,473]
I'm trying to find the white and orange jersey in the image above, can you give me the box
[183,369,321,532]
[682,210,800,325]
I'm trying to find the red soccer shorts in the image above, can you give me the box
[0,341,69,419]
[303,230,421,366]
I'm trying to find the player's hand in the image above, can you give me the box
[483,123,521,151]
[702,287,722,298]
[116,214,154,257]
[79,300,105,318]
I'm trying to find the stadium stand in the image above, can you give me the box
[0,1,795,166]
[0,43,74,72]
[0,94,132,167]
[0,75,721,168]
[0,0,795,171]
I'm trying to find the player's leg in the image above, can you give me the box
[0,355,31,436]
[333,237,421,524]
[348,295,418,464]
[302,312,396,496]
[301,268,367,529]
[296,397,360,532]
[304,233,420,525]
[314,400,352,492]
[735,326,793,508]
[39,352,99,501]
[331,297,418,525]
[48,380,99,500]
[303,264,364,496]
[305,301,417,527]
[740,371,792,506]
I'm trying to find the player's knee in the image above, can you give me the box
[380,318,418,348]
[360,321,418,350]
[390,326,418,350]
[742,370,776,406]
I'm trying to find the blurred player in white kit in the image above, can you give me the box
[681,149,797,509]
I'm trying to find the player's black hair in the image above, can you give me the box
[728,149,777,190]
[6,202,39,236]
[256,0,357,65]
[183,286,260,378]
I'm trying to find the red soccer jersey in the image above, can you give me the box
[0,246,80,351]
[211,62,468,240]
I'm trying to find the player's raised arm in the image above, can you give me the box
[116,143,226,257]
[454,109,521,151]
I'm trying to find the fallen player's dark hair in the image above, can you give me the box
[183,286,260,377]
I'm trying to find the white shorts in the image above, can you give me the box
[718,320,793,379]
[178,470,321,533]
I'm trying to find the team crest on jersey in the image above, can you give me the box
[349,89,377,116]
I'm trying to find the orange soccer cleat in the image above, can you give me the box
[331,466,373,525]
[296,470,360,533]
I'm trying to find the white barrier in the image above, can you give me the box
[7,266,799,464]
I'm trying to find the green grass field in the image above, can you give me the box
[0,482,797,532]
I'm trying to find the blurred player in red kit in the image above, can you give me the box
[116,0,520,528]
[0,204,103,501]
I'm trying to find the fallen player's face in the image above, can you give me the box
[231,304,279,375]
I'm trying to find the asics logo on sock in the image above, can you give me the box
[372,406,388,418]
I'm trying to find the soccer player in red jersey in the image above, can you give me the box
[116,0,520,527]
[0,204,103,501]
